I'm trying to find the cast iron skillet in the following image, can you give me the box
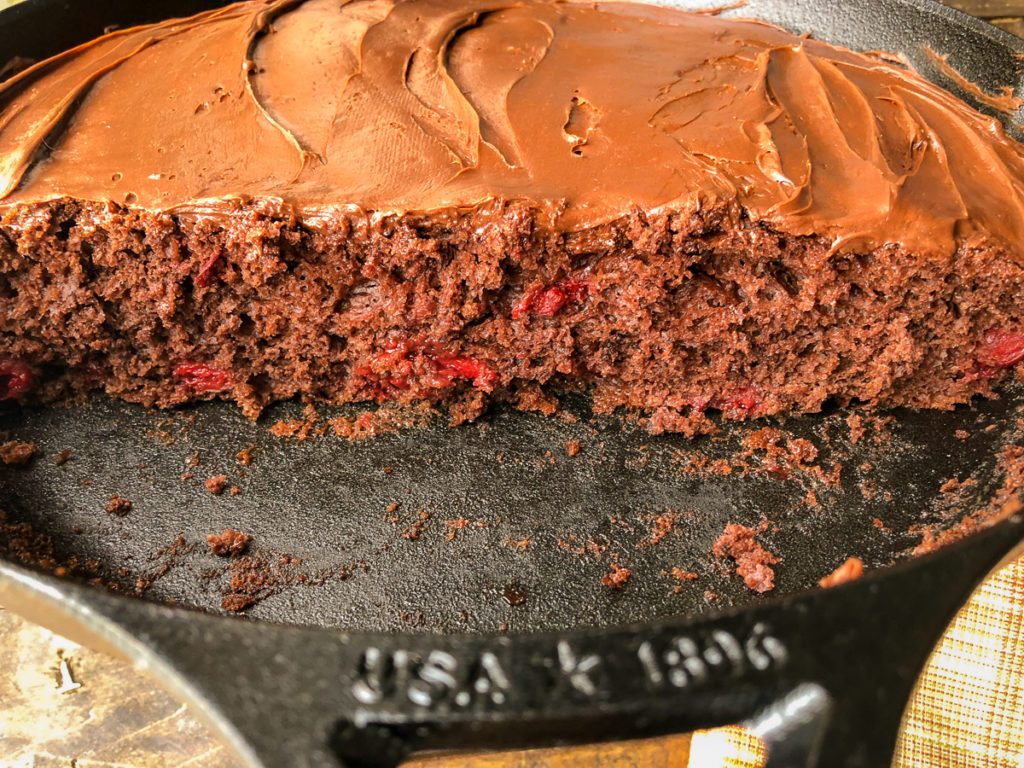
[3,1,1024,766]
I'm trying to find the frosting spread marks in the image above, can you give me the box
[1,0,1024,257]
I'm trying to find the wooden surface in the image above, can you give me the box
[950,0,1024,17]
[0,608,236,768]
[0,601,701,766]
[1,2,1023,768]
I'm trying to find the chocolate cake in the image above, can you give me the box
[2,0,1024,434]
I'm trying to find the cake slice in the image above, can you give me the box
[2,0,1024,434]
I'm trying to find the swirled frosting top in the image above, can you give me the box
[2,0,1024,256]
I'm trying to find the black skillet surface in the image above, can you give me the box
[2,1,1024,766]
[0,389,1022,634]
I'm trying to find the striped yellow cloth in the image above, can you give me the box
[894,557,1024,768]
[686,557,1024,768]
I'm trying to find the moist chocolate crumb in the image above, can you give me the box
[400,509,431,540]
[601,561,631,589]
[105,494,132,517]
[502,585,527,605]
[0,440,35,465]
[670,567,699,581]
[709,458,733,475]
[713,522,780,593]
[221,593,256,612]
[0,509,108,586]
[236,444,255,466]
[53,449,71,466]
[443,517,469,541]
[135,562,170,591]
[819,557,864,588]
[846,413,866,444]
[207,529,252,557]
[637,511,678,548]
[940,477,963,493]
[204,474,227,494]
[400,610,425,627]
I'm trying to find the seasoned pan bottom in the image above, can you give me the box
[2,385,1022,634]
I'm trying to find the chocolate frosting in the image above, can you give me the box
[2,0,1024,257]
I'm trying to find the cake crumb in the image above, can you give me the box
[270,415,322,440]
[236,444,254,466]
[208,529,252,556]
[601,562,631,589]
[229,485,242,496]
[0,440,35,465]
[713,522,780,593]
[954,430,970,440]
[53,449,71,466]
[638,511,677,548]
[709,458,732,475]
[221,593,256,612]
[819,557,864,588]
[400,610,425,627]
[670,567,698,581]
[565,440,581,457]
[205,474,227,494]
[444,517,469,541]
[328,402,435,441]
[401,510,430,540]
[846,413,865,444]
[105,494,132,517]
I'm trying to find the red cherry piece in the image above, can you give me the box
[432,353,499,390]
[0,358,33,400]
[512,276,589,319]
[173,362,233,393]
[712,385,762,413]
[356,338,496,401]
[195,252,225,287]
[978,327,1024,370]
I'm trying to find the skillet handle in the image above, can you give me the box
[326,504,1024,768]
[2,506,1022,768]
